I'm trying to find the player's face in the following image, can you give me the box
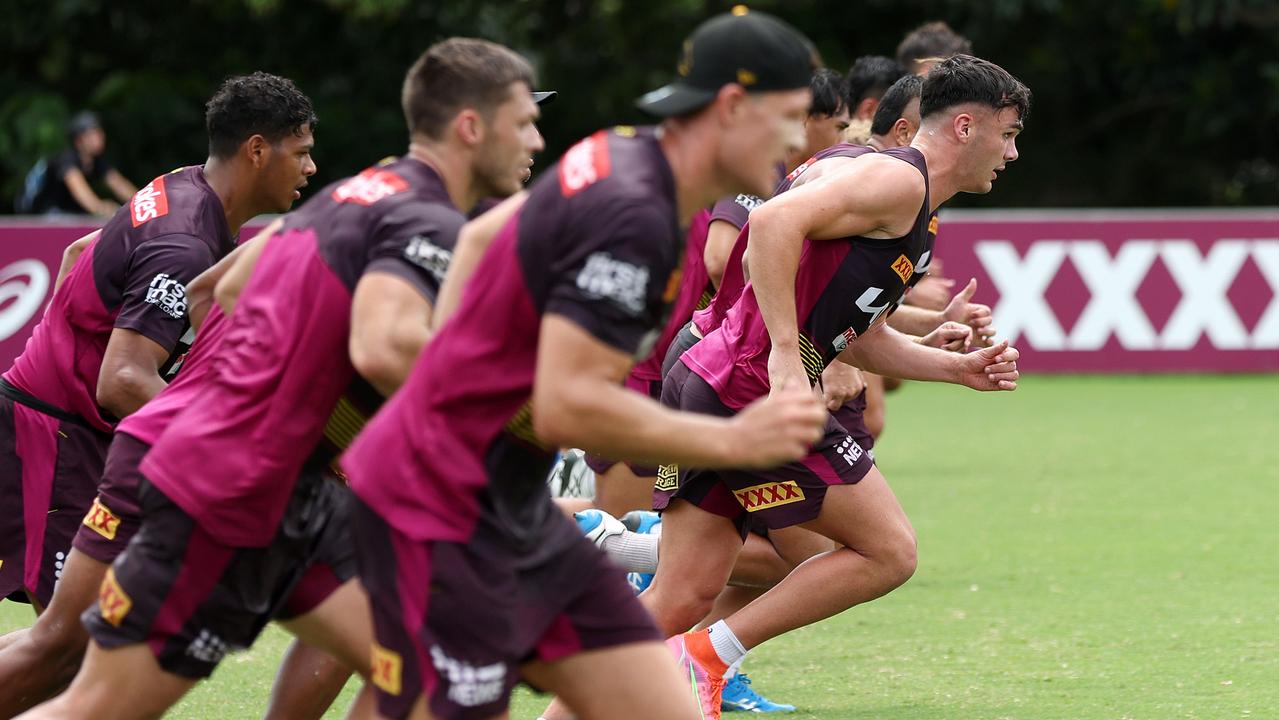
[476,83,544,197]
[263,127,317,212]
[721,87,811,197]
[966,106,1021,194]
[803,106,851,157]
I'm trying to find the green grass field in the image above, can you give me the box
[4,374,1277,719]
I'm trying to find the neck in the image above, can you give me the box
[866,135,887,152]
[910,130,962,213]
[407,140,480,213]
[202,156,260,236]
[658,121,729,227]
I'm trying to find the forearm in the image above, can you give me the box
[886,304,943,336]
[362,319,431,397]
[841,325,961,383]
[745,211,804,352]
[98,371,167,418]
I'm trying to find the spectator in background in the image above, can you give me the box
[844,55,907,143]
[28,112,136,217]
[896,21,972,75]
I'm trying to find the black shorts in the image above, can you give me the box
[72,432,150,565]
[83,468,356,679]
[352,498,660,720]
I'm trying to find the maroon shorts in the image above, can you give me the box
[653,361,875,537]
[352,498,659,720]
[584,375,663,477]
[82,468,355,679]
[830,389,875,458]
[659,322,701,382]
[72,432,149,565]
[0,391,110,605]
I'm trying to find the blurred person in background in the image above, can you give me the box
[25,112,137,217]
[843,55,906,144]
[896,21,973,76]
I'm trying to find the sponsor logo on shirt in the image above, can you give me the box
[836,436,864,466]
[131,176,170,227]
[371,642,403,695]
[186,629,229,664]
[928,216,940,236]
[734,194,763,212]
[144,273,188,319]
[576,253,648,316]
[331,168,409,206]
[431,645,505,707]
[403,235,452,285]
[734,481,806,512]
[832,326,858,353]
[99,567,132,627]
[655,464,680,492]
[891,254,915,284]
[559,130,612,198]
[83,497,122,540]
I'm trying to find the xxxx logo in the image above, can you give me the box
[371,642,403,696]
[734,481,805,512]
[82,497,121,540]
[890,254,915,284]
[99,567,132,627]
[655,464,679,492]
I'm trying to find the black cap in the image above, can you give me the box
[67,111,101,139]
[532,91,557,106]
[636,6,816,117]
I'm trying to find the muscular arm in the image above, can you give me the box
[746,157,925,392]
[349,273,433,396]
[104,169,138,203]
[53,231,98,293]
[212,219,283,317]
[96,329,171,418]
[885,303,943,336]
[840,324,1019,391]
[188,219,281,329]
[703,219,741,289]
[432,192,526,329]
[531,315,824,469]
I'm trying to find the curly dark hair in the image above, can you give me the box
[205,72,316,159]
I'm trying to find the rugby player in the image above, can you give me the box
[18,38,542,720]
[339,9,827,720]
[646,55,1030,714]
[0,71,315,626]
[897,21,974,76]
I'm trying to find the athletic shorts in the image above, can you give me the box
[660,322,701,382]
[830,389,876,458]
[0,392,110,605]
[83,469,355,679]
[583,374,663,477]
[652,361,875,537]
[352,498,659,720]
[72,432,149,565]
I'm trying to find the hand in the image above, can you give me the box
[941,278,997,348]
[905,274,954,311]
[956,340,1020,391]
[820,362,865,411]
[767,347,810,398]
[728,385,827,468]
[919,321,972,353]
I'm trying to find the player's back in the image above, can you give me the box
[3,167,232,432]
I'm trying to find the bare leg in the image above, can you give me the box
[345,683,507,720]
[591,463,655,518]
[722,467,916,651]
[639,500,743,637]
[0,549,108,715]
[526,642,698,720]
[862,372,886,439]
[15,640,196,720]
[277,579,373,678]
[264,638,353,720]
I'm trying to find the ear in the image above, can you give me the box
[245,134,270,168]
[714,83,748,125]
[455,109,485,147]
[893,118,910,147]
[952,113,974,143]
[855,97,878,121]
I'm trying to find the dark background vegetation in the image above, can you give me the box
[3,0,1277,210]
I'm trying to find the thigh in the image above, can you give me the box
[799,465,914,554]
[522,641,698,720]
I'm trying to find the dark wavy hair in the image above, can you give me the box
[919,55,1031,122]
[206,72,316,159]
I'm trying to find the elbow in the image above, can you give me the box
[531,390,592,449]
[96,366,145,418]
[350,344,404,395]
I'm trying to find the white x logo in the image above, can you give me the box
[1068,241,1160,350]
[1160,240,1250,350]
[976,240,1067,349]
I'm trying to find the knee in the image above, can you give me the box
[644,579,720,634]
[881,529,917,588]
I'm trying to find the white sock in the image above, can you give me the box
[706,620,748,668]
[723,653,749,680]
[600,530,659,573]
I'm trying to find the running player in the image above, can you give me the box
[843,55,907,143]
[18,39,543,720]
[340,9,825,720]
[0,72,315,622]
[646,55,1030,714]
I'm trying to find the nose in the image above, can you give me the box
[303,155,317,176]
[1005,139,1019,163]
[529,126,546,154]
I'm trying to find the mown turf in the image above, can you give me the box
[4,374,1276,719]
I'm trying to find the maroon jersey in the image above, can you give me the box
[693,144,874,338]
[141,157,462,547]
[685,146,938,409]
[629,208,713,383]
[344,127,681,557]
[4,167,234,432]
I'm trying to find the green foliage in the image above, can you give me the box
[1,0,1275,210]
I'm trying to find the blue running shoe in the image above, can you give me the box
[620,511,662,593]
[574,509,625,549]
[721,673,795,713]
